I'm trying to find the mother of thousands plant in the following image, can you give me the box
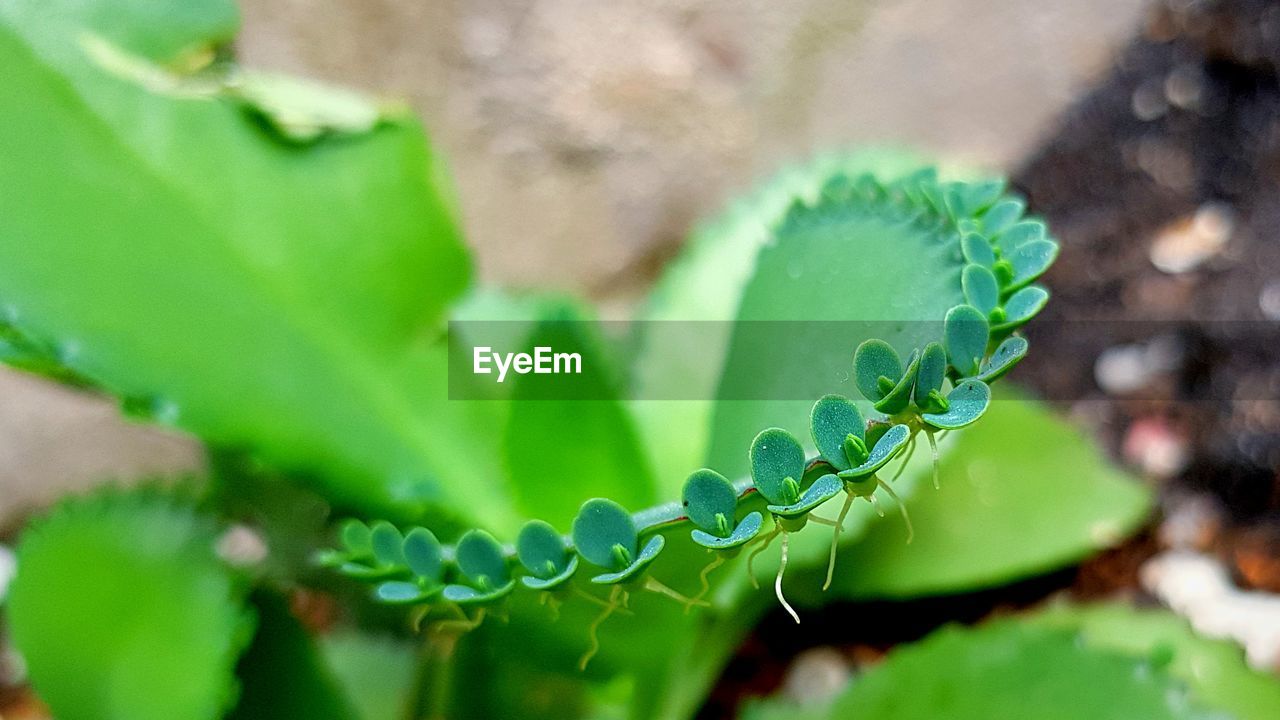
[321,170,1058,665]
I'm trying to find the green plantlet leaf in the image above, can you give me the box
[914,342,948,411]
[1005,239,1060,291]
[975,336,1029,384]
[946,179,1005,217]
[838,423,910,479]
[589,535,666,585]
[691,511,764,550]
[944,305,989,377]
[921,379,991,430]
[961,265,1000,315]
[369,522,406,568]
[402,527,444,584]
[337,561,402,581]
[8,490,253,720]
[520,555,580,591]
[810,394,866,471]
[873,348,920,415]
[749,428,806,506]
[960,233,996,267]
[767,473,843,519]
[571,498,639,572]
[854,339,903,402]
[681,469,739,537]
[374,581,435,605]
[994,219,1045,255]
[980,198,1025,237]
[443,529,514,604]
[455,530,511,590]
[992,286,1049,333]
[822,392,1152,600]
[515,519,572,579]
[339,519,373,558]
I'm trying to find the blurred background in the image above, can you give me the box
[4,0,1280,717]
[0,0,1150,523]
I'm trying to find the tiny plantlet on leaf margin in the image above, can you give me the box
[321,168,1057,664]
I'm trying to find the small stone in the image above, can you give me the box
[782,647,852,707]
[1141,550,1280,671]
[216,524,268,567]
[1258,279,1280,320]
[0,544,14,604]
[1149,203,1234,274]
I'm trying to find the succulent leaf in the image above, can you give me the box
[854,339,904,402]
[810,394,866,471]
[944,305,990,377]
[749,428,806,506]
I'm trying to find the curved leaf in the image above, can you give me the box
[8,490,253,720]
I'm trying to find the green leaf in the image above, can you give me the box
[960,233,996,267]
[570,498,638,572]
[503,305,657,528]
[369,522,406,567]
[374,581,434,605]
[826,393,1151,598]
[8,490,254,720]
[632,150,932,489]
[453,529,512,591]
[226,591,359,720]
[1005,239,1060,291]
[810,394,866,471]
[339,519,373,558]
[993,285,1049,332]
[766,473,843,518]
[681,469,739,537]
[588,535,665,585]
[980,199,1025,237]
[975,336,1029,383]
[853,339,904,402]
[818,615,1206,720]
[921,379,991,430]
[1031,603,1280,720]
[994,220,1045,255]
[691,511,764,550]
[0,1,525,526]
[872,348,920,415]
[913,343,948,411]
[943,305,989,377]
[320,632,417,720]
[838,423,909,479]
[402,527,445,583]
[961,265,1000,315]
[516,519,573,580]
[749,428,806,506]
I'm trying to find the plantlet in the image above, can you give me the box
[320,168,1059,663]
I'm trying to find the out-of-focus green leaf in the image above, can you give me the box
[504,305,657,527]
[630,149,931,491]
[749,603,1280,720]
[818,392,1151,598]
[705,177,970,477]
[820,616,1205,720]
[320,632,417,720]
[1031,603,1280,720]
[8,489,254,720]
[0,0,498,524]
[227,591,358,720]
